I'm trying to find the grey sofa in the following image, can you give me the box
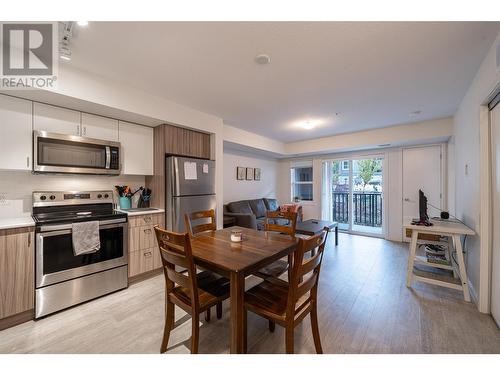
[223,198,301,230]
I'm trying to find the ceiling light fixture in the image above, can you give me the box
[255,54,270,65]
[59,40,72,61]
[301,121,315,130]
[77,21,88,26]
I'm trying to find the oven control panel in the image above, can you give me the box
[33,191,114,206]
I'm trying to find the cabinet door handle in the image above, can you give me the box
[144,228,152,234]
[27,233,31,248]
[144,251,152,257]
[26,156,30,168]
[77,125,80,135]
[143,217,152,223]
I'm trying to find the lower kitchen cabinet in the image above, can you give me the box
[128,213,164,280]
[0,227,34,321]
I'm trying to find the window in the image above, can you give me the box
[291,166,313,201]
[342,160,349,170]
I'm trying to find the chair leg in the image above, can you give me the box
[216,302,222,319]
[310,302,323,354]
[268,320,275,332]
[191,314,200,354]
[285,323,294,354]
[160,301,174,353]
[205,308,211,322]
[243,309,248,354]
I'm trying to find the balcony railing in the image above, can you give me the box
[332,192,382,227]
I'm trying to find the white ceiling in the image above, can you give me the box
[68,22,500,142]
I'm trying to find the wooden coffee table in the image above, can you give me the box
[295,219,339,245]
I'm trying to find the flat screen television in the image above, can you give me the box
[419,189,429,224]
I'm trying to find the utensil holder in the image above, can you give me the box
[119,197,131,209]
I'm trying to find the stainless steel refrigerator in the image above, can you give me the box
[166,156,216,232]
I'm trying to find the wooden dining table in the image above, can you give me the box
[189,226,298,354]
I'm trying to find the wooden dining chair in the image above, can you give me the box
[184,209,216,237]
[154,226,230,354]
[253,210,298,280]
[244,228,329,354]
[184,209,223,321]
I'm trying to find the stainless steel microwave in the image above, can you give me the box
[33,131,121,175]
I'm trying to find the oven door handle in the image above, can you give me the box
[39,218,127,232]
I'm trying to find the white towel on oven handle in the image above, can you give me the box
[72,221,101,256]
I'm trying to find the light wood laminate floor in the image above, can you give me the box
[0,233,499,354]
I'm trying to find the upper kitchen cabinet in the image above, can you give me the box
[0,95,32,171]
[119,121,153,175]
[164,125,211,159]
[33,102,81,136]
[81,113,119,141]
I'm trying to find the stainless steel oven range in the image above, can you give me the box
[32,191,128,318]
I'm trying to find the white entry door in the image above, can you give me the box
[490,102,500,326]
[402,145,443,239]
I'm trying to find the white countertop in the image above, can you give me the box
[115,208,165,217]
[0,216,35,230]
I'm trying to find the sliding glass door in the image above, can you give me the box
[351,158,383,235]
[323,156,384,236]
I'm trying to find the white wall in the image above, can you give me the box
[285,117,453,155]
[453,33,500,309]
[223,148,279,203]
[0,171,145,219]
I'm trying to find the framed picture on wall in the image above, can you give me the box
[254,168,261,181]
[237,167,245,180]
[246,167,254,180]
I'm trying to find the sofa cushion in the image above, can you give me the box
[249,199,267,218]
[227,200,253,215]
[263,198,279,212]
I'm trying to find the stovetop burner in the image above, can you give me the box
[32,190,127,226]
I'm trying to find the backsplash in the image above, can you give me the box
[0,170,146,219]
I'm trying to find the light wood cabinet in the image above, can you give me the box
[33,102,81,136]
[127,213,164,279]
[119,121,154,176]
[81,113,119,141]
[0,95,32,171]
[146,124,212,209]
[0,227,34,320]
[164,125,211,159]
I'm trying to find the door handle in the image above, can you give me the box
[404,198,410,202]
[144,251,152,258]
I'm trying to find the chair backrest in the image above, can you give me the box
[184,209,216,237]
[286,228,329,316]
[264,210,298,238]
[154,226,200,309]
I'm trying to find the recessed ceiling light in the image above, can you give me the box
[255,54,270,65]
[409,110,421,117]
[77,21,88,27]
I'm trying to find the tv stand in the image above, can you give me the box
[404,218,475,302]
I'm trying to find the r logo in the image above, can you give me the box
[2,23,53,76]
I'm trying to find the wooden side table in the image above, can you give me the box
[404,218,475,302]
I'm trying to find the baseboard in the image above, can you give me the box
[128,268,162,285]
[0,309,34,331]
